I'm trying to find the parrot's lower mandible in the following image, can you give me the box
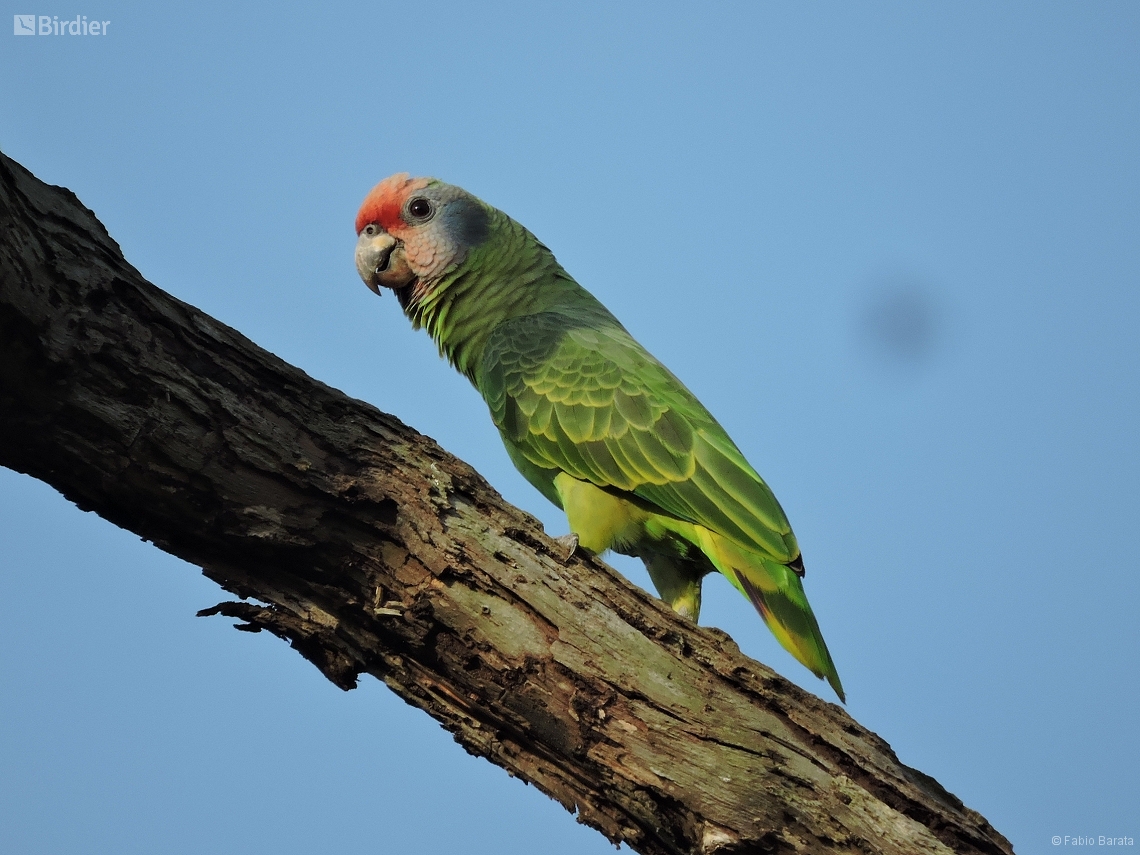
[354,174,844,702]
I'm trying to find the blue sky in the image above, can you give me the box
[2,2,1138,852]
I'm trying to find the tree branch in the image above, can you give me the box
[0,151,1012,855]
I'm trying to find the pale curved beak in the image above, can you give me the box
[355,229,415,295]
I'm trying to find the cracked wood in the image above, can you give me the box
[0,151,1014,855]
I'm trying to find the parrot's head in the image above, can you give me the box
[354,173,490,306]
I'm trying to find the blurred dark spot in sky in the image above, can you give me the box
[857,280,942,366]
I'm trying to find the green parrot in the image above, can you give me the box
[354,174,844,702]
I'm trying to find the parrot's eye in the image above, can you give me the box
[407,197,434,221]
[363,224,378,236]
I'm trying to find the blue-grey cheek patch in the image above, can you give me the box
[444,197,491,247]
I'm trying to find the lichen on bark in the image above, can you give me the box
[0,151,1013,855]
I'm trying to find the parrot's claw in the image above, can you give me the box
[553,533,579,563]
[673,601,699,622]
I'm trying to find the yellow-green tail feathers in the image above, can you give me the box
[696,528,845,702]
[733,561,845,702]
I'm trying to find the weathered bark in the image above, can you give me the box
[0,150,1013,855]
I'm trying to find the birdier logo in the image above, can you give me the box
[13,14,110,35]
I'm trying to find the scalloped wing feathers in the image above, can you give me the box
[478,312,799,563]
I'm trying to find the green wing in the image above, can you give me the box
[478,311,799,563]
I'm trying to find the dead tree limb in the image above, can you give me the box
[0,151,1012,855]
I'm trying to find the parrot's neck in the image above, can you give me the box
[403,217,608,382]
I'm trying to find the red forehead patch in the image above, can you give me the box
[355,173,431,234]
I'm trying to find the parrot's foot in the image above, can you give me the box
[672,600,699,622]
[553,533,579,563]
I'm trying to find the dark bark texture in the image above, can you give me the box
[0,151,1014,855]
